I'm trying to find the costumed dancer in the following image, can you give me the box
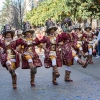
[35,29,43,52]
[0,33,3,61]
[21,22,42,86]
[71,23,85,58]
[15,30,24,62]
[56,32,88,82]
[92,27,100,57]
[0,24,21,89]
[17,30,23,39]
[82,23,93,64]
[35,23,61,85]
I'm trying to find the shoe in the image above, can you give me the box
[96,56,100,58]
[96,55,99,57]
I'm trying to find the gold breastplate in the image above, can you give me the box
[5,40,15,59]
[5,41,12,54]
[25,38,33,45]
[6,44,15,59]
[27,46,32,52]
[51,44,56,51]
[7,49,15,59]
[49,36,56,51]
[49,36,56,44]
[24,38,33,52]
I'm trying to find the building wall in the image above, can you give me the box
[23,0,44,20]
[24,0,43,13]
[92,19,100,28]
[24,0,34,12]
[97,20,100,27]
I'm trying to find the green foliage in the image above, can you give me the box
[0,0,22,29]
[25,0,68,26]
[25,0,100,26]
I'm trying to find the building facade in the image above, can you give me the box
[24,0,43,13]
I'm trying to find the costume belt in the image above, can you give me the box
[8,55,16,59]
[77,41,82,44]
[49,51,56,59]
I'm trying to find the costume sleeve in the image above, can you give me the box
[34,37,40,46]
[0,39,4,48]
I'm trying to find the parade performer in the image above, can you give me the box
[15,30,24,53]
[0,33,4,61]
[93,27,100,58]
[21,22,42,86]
[35,23,61,85]
[71,23,85,58]
[82,23,93,64]
[16,30,23,39]
[56,32,88,82]
[92,34,97,56]
[35,29,43,52]
[0,33,3,40]
[0,24,21,89]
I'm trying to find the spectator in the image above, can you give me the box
[96,27,100,58]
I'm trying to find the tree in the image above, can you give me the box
[25,0,100,26]
[80,0,100,24]
[0,0,11,26]
[0,0,24,30]
[25,0,69,26]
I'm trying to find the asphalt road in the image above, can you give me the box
[0,55,100,100]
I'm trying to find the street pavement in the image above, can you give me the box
[0,53,100,100]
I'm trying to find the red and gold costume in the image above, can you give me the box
[72,32,83,55]
[35,25,61,85]
[0,39,21,69]
[71,23,84,58]
[20,22,42,86]
[56,32,88,82]
[21,37,42,69]
[82,23,93,64]
[0,24,22,89]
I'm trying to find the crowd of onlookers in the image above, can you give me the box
[92,27,100,58]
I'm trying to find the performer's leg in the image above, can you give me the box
[52,58,60,85]
[77,44,85,57]
[79,47,85,57]
[78,55,82,59]
[88,48,93,64]
[30,70,35,86]
[72,49,88,68]
[28,59,37,74]
[65,66,73,82]
[6,61,17,89]
[74,56,88,68]
[28,59,36,86]
[11,73,17,89]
